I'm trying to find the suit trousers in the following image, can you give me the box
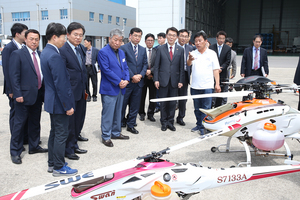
[10,90,43,156]
[48,114,69,170]
[177,71,189,120]
[122,82,142,128]
[65,96,86,155]
[215,82,228,107]
[101,90,124,140]
[86,66,98,97]
[159,82,178,126]
[139,77,156,117]
[8,96,28,141]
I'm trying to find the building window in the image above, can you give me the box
[89,12,94,21]
[60,9,68,19]
[108,15,112,24]
[123,18,127,26]
[99,14,104,23]
[41,10,48,20]
[116,17,120,25]
[12,12,30,21]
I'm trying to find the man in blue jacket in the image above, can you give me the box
[41,22,77,176]
[98,28,130,147]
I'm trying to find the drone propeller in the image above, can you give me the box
[150,91,252,103]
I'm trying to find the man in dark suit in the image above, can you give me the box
[9,29,47,164]
[209,31,231,107]
[293,54,300,110]
[138,33,157,122]
[2,23,28,138]
[176,29,194,126]
[99,28,130,147]
[83,37,99,102]
[120,27,148,134]
[41,22,77,176]
[60,22,88,160]
[153,27,184,131]
[241,35,269,77]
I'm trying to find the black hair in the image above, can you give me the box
[216,31,227,38]
[11,23,28,38]
[157,32,166,38]
[253,34,263,41]
[166,27,179,36]
[178,29,189,35]
[225,37,234,43]
[45,22,67,41]
[145,33,155,41]
[194,31,207,41]
[130,27,143,35]
[84,37,93,45]
[67,22,85,35]
[25,29,40,39]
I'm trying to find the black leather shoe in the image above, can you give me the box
[167,124,176,131]
[127,127,139,134]
[93,96,97,102]
[102,139,113,147]
[39,140,42,145]
[11,156,22,164]
[22,146,26,152]
[65,153,80,160]
[134,124,137,127]
[176,119,185,126]
[29,147,48,154]
[87,96,91,102]
[111,133,130,140]
[75,148,87,154]
[78,135,88,141]
[161,125,167,131]
[148,116,156,122]
[139,114,145,121]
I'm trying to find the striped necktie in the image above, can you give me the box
[134,45,138,61]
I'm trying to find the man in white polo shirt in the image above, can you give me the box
[187,31,221,135]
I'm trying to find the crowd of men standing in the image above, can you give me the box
[1,21,270,176]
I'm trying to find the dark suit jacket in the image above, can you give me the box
[2,41,18,95]
[153,43,184,88]
[119,42,148,87]
[147,47,157,73]
[83,46,99,75]
[98,44,130,96]
[210,43,231,80]
[293,54,300,85]
[9,47,44,106]
[40,44,75,114]
[183,44,194,84]
[241,46,269,77]
[60,42,87,101]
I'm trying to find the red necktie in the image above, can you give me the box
[32,52,42,89]
[254,48,259,70]
[169,46,173,60]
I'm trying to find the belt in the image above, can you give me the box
[86,65,92,67]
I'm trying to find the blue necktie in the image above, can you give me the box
[75,46,83,69]
[218,45,222,57]
[134,45,138,61]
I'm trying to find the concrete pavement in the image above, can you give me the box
[0,55,300,200]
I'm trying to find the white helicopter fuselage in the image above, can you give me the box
[203,100,300,140]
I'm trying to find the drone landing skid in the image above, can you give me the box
[211,137,293,167]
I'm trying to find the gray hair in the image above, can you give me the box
[110,28,123,38]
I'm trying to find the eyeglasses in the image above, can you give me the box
[167,34,177,38]
[146,40,154,42]
[132,34,142,38]
[72,34,84,38]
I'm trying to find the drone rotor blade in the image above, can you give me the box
[150,91,252,103]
